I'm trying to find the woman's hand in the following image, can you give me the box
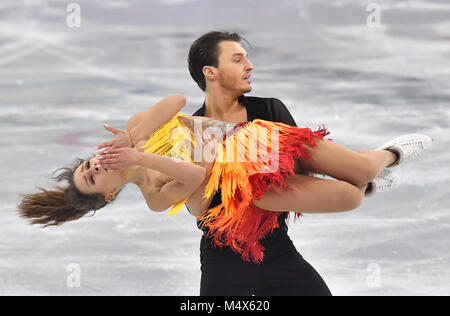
[95,124,133,151]
[97,147,141,171]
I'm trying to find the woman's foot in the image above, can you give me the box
[376,134,434,168]
[384,149,401,168]
[364,168,400,197]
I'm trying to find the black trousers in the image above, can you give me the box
[199,234,332,296]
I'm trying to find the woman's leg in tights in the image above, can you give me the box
[296,139,398,187]
[253,173,368,214]
[254,138,397,214]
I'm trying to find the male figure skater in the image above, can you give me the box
[187,31,332,296]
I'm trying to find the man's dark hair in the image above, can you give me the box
[188,31,251,92]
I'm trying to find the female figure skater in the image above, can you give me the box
[17,94,433,266]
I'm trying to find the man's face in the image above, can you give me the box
[211,41,254,95]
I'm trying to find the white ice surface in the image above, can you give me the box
[0,0,449,296]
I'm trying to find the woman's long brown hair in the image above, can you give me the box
[17,157,111,227]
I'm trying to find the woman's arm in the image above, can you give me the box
[136,151,206,185]
[99,145,206,186]
[99,146,207,212]
[127,94,187,144]
[146,178,204,213]
[96,94,187,151]
[137,152,207,212]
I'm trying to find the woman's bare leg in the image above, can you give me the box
[253,173,368,214]
[295,139,398,187]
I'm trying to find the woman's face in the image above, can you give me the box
[73,154,122,196]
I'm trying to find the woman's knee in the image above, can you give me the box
[356,150,380,184]
[335,181,364,212]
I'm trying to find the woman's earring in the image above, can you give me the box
[105,192,115,203]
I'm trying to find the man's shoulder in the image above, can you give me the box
[190,95,289,118]
[191,106,204,116]
[190,95,280,116]
[245,95,296,127]
[244,95,282,105]
[191,109,202,116]
[244,95,288,111]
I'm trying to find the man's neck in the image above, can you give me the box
[204,91,244,121]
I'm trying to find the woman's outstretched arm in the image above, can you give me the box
[96,94,187,150]
[127,94,186,144]
[136,152,206,185]
[99,147,206,189]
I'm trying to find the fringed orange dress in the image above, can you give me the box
[140,112,330,263]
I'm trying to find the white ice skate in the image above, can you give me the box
[365,168,400,197]
[375,134,434,168]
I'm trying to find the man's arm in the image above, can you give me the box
[272,98,298,127]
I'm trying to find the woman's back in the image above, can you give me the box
[180,115,244,218]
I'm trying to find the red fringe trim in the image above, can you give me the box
[198,120,330,263]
